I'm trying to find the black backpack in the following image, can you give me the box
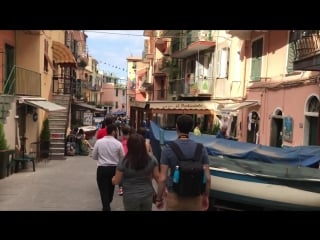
[169,142,205,197]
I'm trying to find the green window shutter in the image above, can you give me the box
[251,57,262,81]
[250,38,263,81]
[287,42,295,73]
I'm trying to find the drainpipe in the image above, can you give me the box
[212,31,219,99]
[241,38,248,99]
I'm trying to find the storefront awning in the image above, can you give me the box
[72,102,106,112]
[172,41,216,58]
[220,101,260,112]
[19,97,66,111]
[52,41,77,67]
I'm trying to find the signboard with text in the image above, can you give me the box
[83,112,93,126]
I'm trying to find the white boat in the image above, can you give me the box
[209,155,320,210]
[78,126,97,140]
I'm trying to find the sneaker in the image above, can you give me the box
[118,187,123,196]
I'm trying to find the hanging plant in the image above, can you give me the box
[77,53,88,68]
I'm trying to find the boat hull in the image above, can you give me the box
[209,166,320,210]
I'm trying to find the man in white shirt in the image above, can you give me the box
[92,124,125,211]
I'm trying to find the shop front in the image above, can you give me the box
[130,100,217,133]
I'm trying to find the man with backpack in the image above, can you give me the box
[155,115,211,211]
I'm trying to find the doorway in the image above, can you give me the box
[247,111,259,144]
[270,115,283,148]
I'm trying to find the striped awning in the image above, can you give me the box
[52,41,76,67]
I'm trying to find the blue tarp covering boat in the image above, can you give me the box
[149,121,320,168]
[149,121,320,210]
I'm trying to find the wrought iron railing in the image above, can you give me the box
[293,31,320,60]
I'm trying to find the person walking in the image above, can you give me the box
[92,123,125,211]
[117,125,131,196]
[112,133,159,211]
[193,122,201,136]
[137,127,153,154]
[96,115,113,140]
[155,114,211,211]
[216,125,228,139]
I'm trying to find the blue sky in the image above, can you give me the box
[85,30,145,79]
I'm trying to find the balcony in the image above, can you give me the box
[161,30,180,37]
[155,38,170,55]
[2,65,41,96]
[88,84,102,92]
[153,60,166,76]
[24,30,41,35]
[226,30,252,40]
[293,31,320,71]
[172,31,215,58]
[226,30,268,40]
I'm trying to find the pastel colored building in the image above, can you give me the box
[228,30,320,147]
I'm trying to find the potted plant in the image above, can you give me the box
[40,118,50,158]
[0,122,10,179]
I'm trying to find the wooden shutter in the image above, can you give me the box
[287,42,295,73]
[250,38,263,81]
[218,48,229,78]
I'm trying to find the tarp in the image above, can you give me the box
[149,121,320,168]
[112,110,126,115]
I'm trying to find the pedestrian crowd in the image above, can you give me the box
[79,114,211,211]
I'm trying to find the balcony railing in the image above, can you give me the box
[2,65,41,96]
[186,30,212,45]
[294,32,320,60]
[87,84,102,91]
[52,74,76,95]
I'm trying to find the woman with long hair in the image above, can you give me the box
[112,133,159,211]
[137,127,153,154]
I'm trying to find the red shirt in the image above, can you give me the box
[121,138,128,154]
[96,128,107,140]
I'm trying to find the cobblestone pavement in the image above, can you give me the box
[0,152,165,211]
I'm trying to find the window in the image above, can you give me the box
[122,89,125,96]
[308,96,320,112]
[217,47,229,78]
[250,38,263,81]
[44,39,49,72]
[115,102,118,108]
[116,89,118,97]
[287,31,296,73]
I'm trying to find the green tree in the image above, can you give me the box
[40,118,50,142]
[0,122,8,150]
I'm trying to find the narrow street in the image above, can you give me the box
[0,152,166,211]
[0,156,123,211]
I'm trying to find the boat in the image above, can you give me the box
[78,125,97,140]
[148,121,320,210]
[209,155,320,210]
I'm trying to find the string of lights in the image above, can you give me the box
[98,61,127,72]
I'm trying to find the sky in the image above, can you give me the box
[85,30,145,80]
